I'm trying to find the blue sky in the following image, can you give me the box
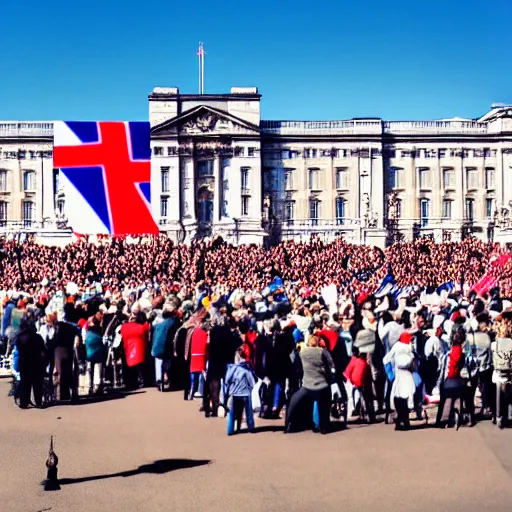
[1,0,510,121]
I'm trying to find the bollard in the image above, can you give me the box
[44,436,60,491]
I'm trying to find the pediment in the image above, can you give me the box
[151,105,260,138]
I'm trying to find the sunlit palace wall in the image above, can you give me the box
[1,92,512,247]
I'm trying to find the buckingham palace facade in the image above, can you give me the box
[1,86,512,247]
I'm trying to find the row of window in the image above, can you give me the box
[0,151,52,160]
[0,200,35,223]
[153,146,258,157]
[0,169,36,191]
[416,198,495,225]
[283,198,347,225]
[160,166,251,193]
[160,196,251,219]
[389,167,496,190]
[279,148,499,160]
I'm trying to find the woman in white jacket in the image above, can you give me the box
[383,331,416,430]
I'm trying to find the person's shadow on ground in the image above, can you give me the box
[48,459,211,486]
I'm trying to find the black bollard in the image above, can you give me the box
[44,436,60,491]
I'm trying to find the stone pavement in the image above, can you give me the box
[1,378,512,512]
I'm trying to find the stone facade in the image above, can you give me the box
[1,92,512,247]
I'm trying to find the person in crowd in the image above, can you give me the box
[188,317,209,400]
[121,310,150,390]
[14,312,47,408]
[285,335,334,434]
[84,312,106,395]
[224,346,256,435]
[203,312,234,417]
[151,302,180,392]
[383,331,416,430]
[53,303,81,402]
[435,327,467,428]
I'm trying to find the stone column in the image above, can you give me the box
[182,157,196,221]
[213,155,221,222]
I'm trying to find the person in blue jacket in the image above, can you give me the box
[224,347,256,435]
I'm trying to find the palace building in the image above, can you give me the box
[1,88,512,247]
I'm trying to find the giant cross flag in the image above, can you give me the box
[53,121,159,235]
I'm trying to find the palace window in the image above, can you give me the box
[443,168,455,188]
[23,170,35,191]
[198,160,214,177]
[308,168,320,190]
[309,199,320,226]
[248,147,255,157]
[486,198,495,219]
[22,200,34,226]
[160,196,168,217]
[485,168,495,189]
[18,150,26,160]
[420,199,430,227]
[389,167,404,189]
[284,169,294,190]
[336,197,346,225]
[442,199,452,219]
[395,199,402,219]
[153,146,163,156]
[418,167,431,189]
[241,167,250,190]
[0,170,7,191]
[242,196,250,216]
[282,150,298,159]
[285,201,294,225]
[466,167,478,189]
[161,167,169,193]
[0,201,7,226]
[167,146,177,156]
[438,149,446,158]
[337,149,349,158]
[305,149,317,159]
[336,168,349,189]
[465,198,475,221]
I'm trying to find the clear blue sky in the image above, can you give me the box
[1,0,510,122]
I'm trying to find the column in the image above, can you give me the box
[182,157,196,221]
[213,155,220,222]
[371,147,384,227]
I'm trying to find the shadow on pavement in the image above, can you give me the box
[53,459,211,486]
[65,390,146,406]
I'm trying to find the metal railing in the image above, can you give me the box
[261,120,382,135]
[383,121,488,134]
[281,217,362,228]
[0,122,54,138]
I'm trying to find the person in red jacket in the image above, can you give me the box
[188,320,209,400]
[121,311,150,390]
[344,346,375,422]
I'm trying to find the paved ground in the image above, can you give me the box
[2,378,512,512]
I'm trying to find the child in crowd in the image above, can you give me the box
[224,346,256,435]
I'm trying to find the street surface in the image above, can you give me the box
[1,378,511,512]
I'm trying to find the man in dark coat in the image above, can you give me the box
[15,313,47,408]
[53,303,81,401]
[203,313,234,417]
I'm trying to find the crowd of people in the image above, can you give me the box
[1,234,512,433]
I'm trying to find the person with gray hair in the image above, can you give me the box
[151,302,180,391]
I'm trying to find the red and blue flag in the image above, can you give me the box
[54,121,158,235]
